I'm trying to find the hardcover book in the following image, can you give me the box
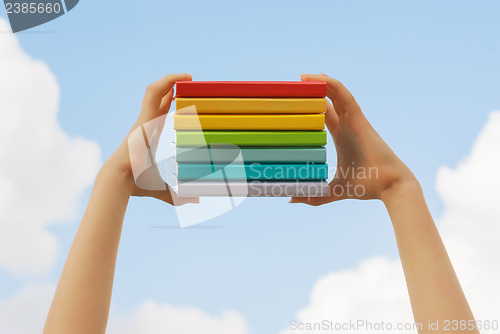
[175,147,327,164]
[176,163,328,181]
[175,98,326,114]
[175,81,327,98]
[173,114,325,130]
[177,181,329,197]
[176,131,327,147]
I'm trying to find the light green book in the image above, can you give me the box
[176,131,327,147]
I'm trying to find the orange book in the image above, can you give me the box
[174,114,325,130]
[175,98,326,114]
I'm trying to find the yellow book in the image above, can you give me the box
[175,98,326,114]
[174,114,325,130]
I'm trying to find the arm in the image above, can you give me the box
[292,74,477,333]
[42,158,133,334]
[43,73,197,334]
[382,181,477,333]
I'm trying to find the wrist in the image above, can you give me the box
[97,155,135,195]
[380,174,422,207]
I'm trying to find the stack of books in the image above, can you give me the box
[173,81,329,197]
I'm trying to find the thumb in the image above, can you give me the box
[290,178,345,205]
[289,196,329,206]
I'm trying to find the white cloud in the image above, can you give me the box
[0,18,101,276]
[2,14,498,334]
[436,111,500,322]
[0,19,247,334]
[295,257,412,325]
[0,284,55,334]
[0,285,248,334]
[283,111,500,333]
[108,301,248,334]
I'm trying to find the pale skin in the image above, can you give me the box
[44,73,478,333]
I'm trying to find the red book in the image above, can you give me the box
[175,81,326,98]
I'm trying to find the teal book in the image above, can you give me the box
[176,163,328,181]
[176,131,327,147]
[176,147,327,164]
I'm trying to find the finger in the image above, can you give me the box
[161,184,199,206]
[146,87,175,147]
[159,88,175,115]
[168,186,200,206]
[325,100,339,133]
[289,196,331,206]
[142,116,166,154]
[300,73,360,115]
[290,177,345,205]
[140,73,192,121]
[134,184,200,206]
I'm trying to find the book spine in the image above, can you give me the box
[177,181,329,197]
[175,147,327,164]
[176,131,327,147]
[175,81,327,98]
[173,114,325,130]
[176,164,329,181]
[175,98,326,114]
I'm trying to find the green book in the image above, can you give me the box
[176,131,326,147]
[176,163,328,181]
[176,147,327,164]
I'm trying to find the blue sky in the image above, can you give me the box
[1,1,499,333]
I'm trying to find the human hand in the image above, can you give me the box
[291,74,417,205]
[104,73,198,206]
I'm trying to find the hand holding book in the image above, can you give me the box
[290,73,417,204]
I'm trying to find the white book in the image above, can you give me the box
[177,181,329,197]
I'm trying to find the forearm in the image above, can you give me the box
[44,156,134,334]
[382,180,477,333]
